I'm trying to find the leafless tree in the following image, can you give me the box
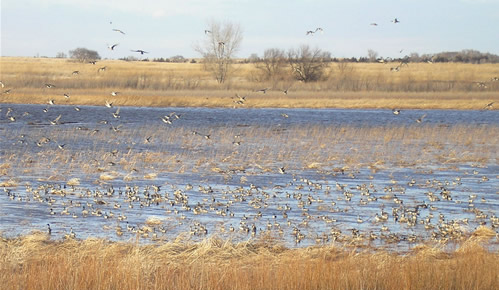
[367,49,378,63]
[288,45,331,82]
[254,48,287,81]
[194,20,243,83]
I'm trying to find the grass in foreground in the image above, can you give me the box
[1,230,498,290]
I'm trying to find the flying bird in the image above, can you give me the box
[108,44,119,50]
[204,30,212,34]
[63,93,70,99]
[370,23,378,26]
[256,88,268,94]
[112,28,126,35]
[50,115,62,125]
[391,18,400,23]
[306,27,323,35]
[483,102,494,110]
[110,91,119,97]
[45,83,56,88]
[416,114,427,123]
[131,50,149,55]
[392,109,401,115]
[105,100,114,108]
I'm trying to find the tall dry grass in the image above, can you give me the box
[1,231,498,290]
[1,57,497,109]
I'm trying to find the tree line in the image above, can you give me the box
[62,21,498,84]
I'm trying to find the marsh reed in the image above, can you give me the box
[1,231,498,290]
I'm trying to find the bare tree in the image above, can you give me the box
[195,20,243,83]
[288,45,330,82]
[367,49,378,63]
[69,48,101,63]
[254,48,288,81]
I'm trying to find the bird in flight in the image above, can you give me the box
[45,83,56,88]
[370,23,378,26]
[131,50,148,55]
[105,100,114,108]
[110,91,119,97]
[306,27,323,35]
[112,29,125,35]
[204,30,212,34]
[108,44,119,50]
[483,102,494,110]
[392,109,401,115]
[391,18,400,23]
[256,88,268,94]
[416,114,427,123]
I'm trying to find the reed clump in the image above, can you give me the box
[0,232,498,290]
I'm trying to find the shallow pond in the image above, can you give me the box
[0,103,498,249]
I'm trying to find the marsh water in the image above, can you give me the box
[0,103,498,249]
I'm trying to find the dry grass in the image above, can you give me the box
[0,231,498,290]
[1,57,498,109]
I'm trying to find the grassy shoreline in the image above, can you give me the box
[1,231,498,290]
[1,57,497,110]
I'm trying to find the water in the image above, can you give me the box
[0,103,498,249]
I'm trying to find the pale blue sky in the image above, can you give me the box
[1,0,498,59]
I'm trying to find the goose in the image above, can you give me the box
[98,66,107,72]
[48,99,55,105]
[112,28,125,34]
[108,43,119,50]
[278,167,286,174]
[105,100,114,107]
[391,18,400,23]
[110,91,119,97]
[88,61,97,65]
[392,109,401,115]
[72,71,79,75]
[45,83,56,88]
[370,22,378,26]
[256,88,268,94]
[204,30,212,34]
[131,49,148,55]
[2,89,11,94]
[390,66,400,72]
[47,224,52,235]
[0,81,4,87]
[64,93,70,99]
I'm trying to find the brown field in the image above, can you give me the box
[1,230,498,290]
[1,57,498,109]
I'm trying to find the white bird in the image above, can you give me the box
[48,99,55,105]
[392,109,401,115]
[391,18,400,23]
[105,100,114,108]
[110,91,119,96]
[45,83,56,88]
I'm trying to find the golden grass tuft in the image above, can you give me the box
[0,233,498,290]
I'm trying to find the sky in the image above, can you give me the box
[1,0,499,60]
